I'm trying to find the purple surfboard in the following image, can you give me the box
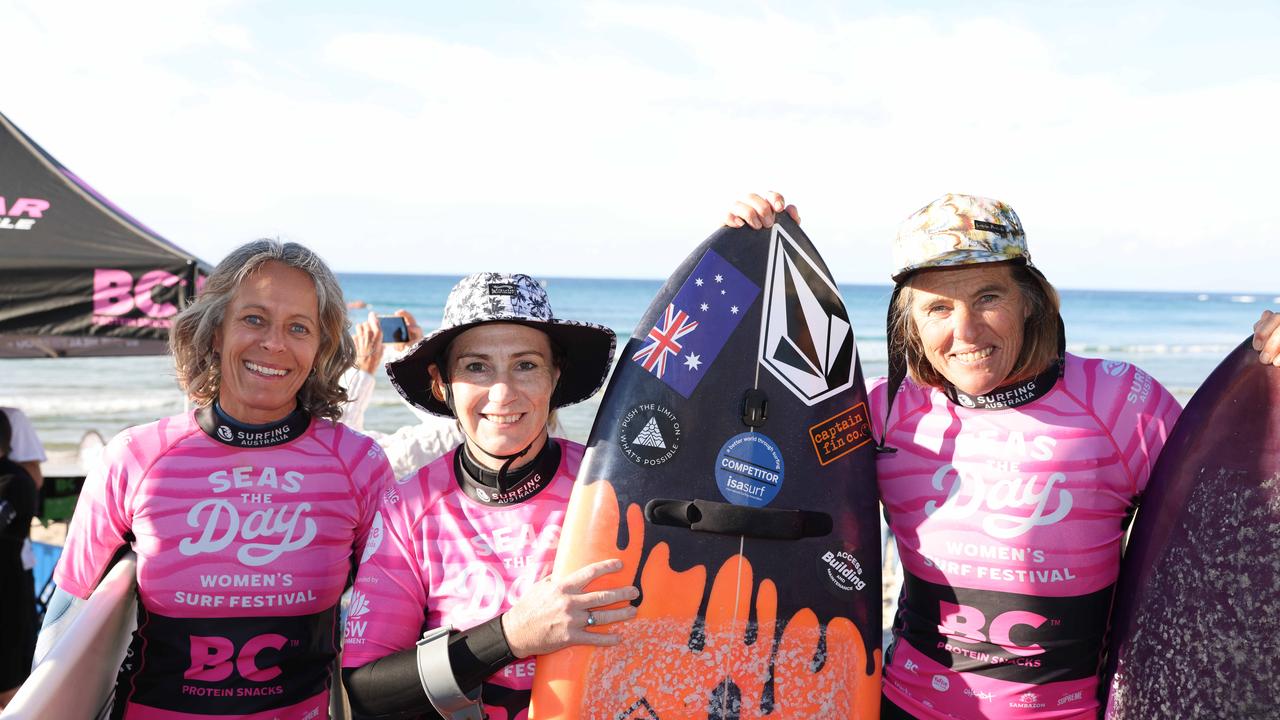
[1103,338,1280,718]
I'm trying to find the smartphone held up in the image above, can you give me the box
[378,315,410,344]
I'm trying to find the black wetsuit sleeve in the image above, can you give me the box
[344,614,516,718]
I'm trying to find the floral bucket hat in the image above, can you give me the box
[387,273,617,418]
[891,193,1033,282]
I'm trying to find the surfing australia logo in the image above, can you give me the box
[757,224,856,406]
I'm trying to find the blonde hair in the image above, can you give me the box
[890,263,1061,390]
[169,239,354,420]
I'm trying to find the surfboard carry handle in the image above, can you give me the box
[741,388,768,427]
[644,498,833,540]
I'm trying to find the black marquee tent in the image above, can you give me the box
[0,111,210,358]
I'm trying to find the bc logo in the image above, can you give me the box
[93,268,184,321]
[186,633,288,682]
[938,601,1048,657]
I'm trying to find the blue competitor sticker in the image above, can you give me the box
[715,432,784,507]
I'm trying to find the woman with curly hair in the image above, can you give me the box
[41,240,395,719]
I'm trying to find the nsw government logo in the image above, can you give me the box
[618,403,681,467]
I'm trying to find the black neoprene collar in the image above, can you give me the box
[943,360,1062,411]
[196,402,311,448]
[455,439,562,506]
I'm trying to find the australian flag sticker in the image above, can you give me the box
[631,249,760,398]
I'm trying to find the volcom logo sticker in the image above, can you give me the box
[757,224,856,405]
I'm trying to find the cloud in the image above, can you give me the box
[3,1,1275,290]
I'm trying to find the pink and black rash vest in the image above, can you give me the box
[54,404,394,719]
[872,354,1180,719]
[342,440,582,720]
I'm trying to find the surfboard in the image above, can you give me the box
[2,551,137,720]
[1102,339,1280,718]
[530,218,882,719]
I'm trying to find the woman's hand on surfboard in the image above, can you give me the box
[501,558,639,658]
[725,191,800,230]
[1253,310,1280,366]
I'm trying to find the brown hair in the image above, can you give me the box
[169,239,354,420]
[890,263,1061,390]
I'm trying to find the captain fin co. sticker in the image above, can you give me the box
[715,432,784,507]
[757,224,857,405]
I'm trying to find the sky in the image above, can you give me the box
[3,0,1278,293]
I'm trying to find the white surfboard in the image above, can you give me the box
[2,551,137,720]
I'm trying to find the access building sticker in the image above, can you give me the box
[808,402,872,465]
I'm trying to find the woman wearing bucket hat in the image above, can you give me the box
[341,273,638,719]
[728,192,1280,720]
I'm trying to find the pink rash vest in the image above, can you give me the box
[872,354,1180,719]
[54,405,394,719]
[342,440,583,720]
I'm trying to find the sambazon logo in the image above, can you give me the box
[757,224,856,406]
[0,196,49,230]
[1010,691,1045,709]
[924,464,1072,539]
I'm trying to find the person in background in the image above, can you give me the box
[339,310,466,478]
[39,239,394,719]
[727,191,1280,720]
[341,273,637,719]
[0,407,46,491]
[0,410,38,709]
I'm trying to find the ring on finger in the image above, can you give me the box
[586,610,597,627]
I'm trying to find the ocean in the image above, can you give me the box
[1,273,1274,456]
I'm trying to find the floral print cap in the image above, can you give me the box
[387,272,617,418]
[892,193,1033,282]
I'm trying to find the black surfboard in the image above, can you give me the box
[532,218,882,718]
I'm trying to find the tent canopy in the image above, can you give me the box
[0,111,211,358]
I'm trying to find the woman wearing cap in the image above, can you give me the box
[341,273,638,719]
[728,193,1280,720]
